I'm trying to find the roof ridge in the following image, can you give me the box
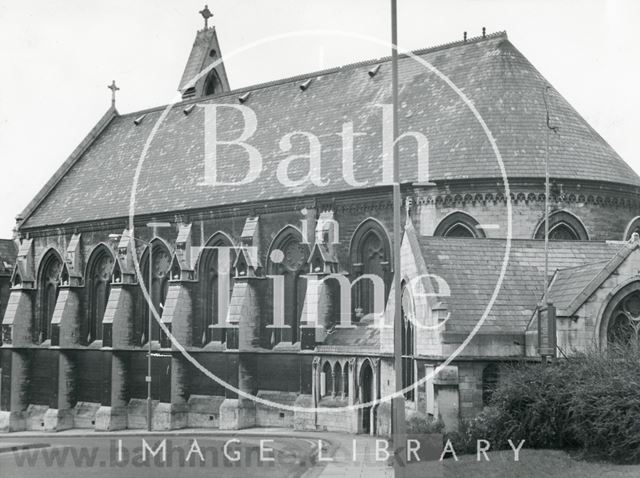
[118,31,508,118]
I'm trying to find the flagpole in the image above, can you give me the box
[391,0,406,475]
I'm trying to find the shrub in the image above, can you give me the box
[406,410,445,434]
[451,346,640,463]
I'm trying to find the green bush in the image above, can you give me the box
[406,410,445,434]
[449,346,640,463]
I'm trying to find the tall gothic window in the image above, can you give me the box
[434,212,485,238]
[401,285,416,401]
[268,227,309,343]
[350,219,391,321]
[607,290,640,347]
[197,233,234,346]
[534,210,588,241]
[136,240,171,345]
[85,245,114,344]
[37,250,62,343]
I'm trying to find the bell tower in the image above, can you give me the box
[178,5,230,100]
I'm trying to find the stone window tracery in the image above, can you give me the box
[86,245,114,344]
[607,291,640,347]
[37,250,62,343]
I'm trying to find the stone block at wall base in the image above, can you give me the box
[152,402,187,431]
[187,395,225,428]
[219,399,256,430]
[25,405,49,431]
[43,408,73,432]
[95,406,128,431]
[255,391,296,428]
[0,411,25,432]
[127,398,158,429]
[376,402,392,437]
[293,394,316,431]
[73,402,101,429]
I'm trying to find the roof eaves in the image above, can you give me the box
[18,106,119,228]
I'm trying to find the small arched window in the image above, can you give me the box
[343,361,350,397]
[434,211,485,238]
[85,245,114,344]
[136,240,172,345]
[197,233,234,346]
[203,70,221,96]
[322,361,333,398]
[267,227,309,344]
[534,211,588,241]
[482,364,500,406]
[37,249,63,343]
[334,362,343,398]
[350,219,391,321]
[401,285,416,401]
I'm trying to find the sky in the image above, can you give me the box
[0,0,638,238]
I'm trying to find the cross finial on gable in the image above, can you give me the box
[199,5,213,29]
[107,80,120,107]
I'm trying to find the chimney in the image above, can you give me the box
[463,31,467,42]
[482,27,486,38]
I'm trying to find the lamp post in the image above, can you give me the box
[109,221,171,431]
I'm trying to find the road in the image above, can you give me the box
[0,433,319,478]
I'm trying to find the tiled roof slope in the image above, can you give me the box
[416,237,622,335]
[546,261,608,312]
[0,239,17,266]
[21,32,640,228]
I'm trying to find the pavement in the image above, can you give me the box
[0,427,394,478]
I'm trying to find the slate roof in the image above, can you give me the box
[20,31,640,228]
[0,240,17,265]
[416,237,622,334]
[546,261,608,312]
[0,239,17,273]
[544,239,640,315]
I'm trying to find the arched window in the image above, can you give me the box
[482,364,500,406]
[350,219,391,321]
[203,70,221,96]
[322,361,333,398]
[37,249,63,343]
[606,289,640,347]
[401,285,416,401]
[197,233,234,346]
[267,227,309,344]
[85,245,114,344]
[434,211,485,238]
[623,216,640,241]
[334,362,343,398]
[136,240,172,345]
[534,211,588,241]
[343,361,350,397]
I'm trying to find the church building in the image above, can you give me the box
[1,15,640,434]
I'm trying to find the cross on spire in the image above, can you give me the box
[107,80,120,107]
[199,4,213,29]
